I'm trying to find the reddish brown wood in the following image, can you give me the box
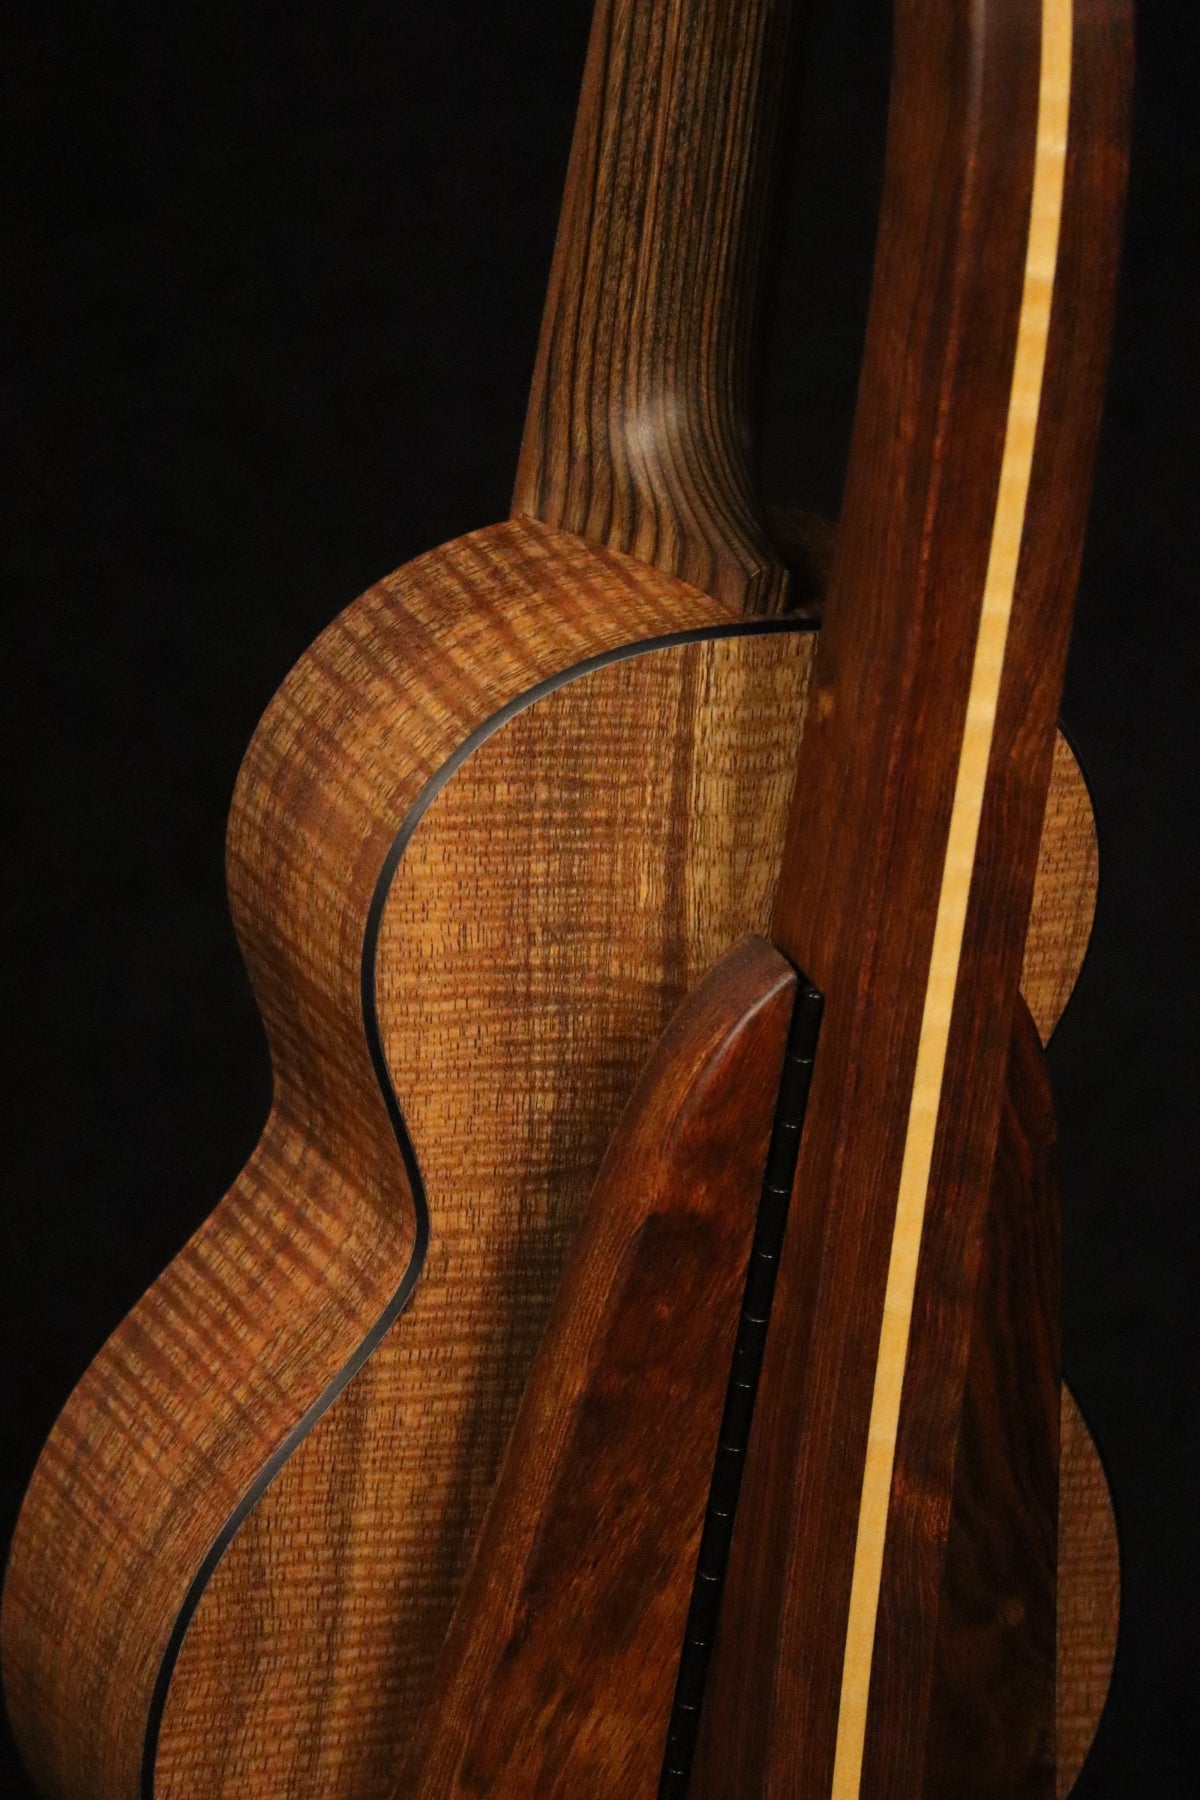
[397,936,795,1800]
[922,997,1060,1800]
[693,3,1131,1797]
[0,0,1129,1792]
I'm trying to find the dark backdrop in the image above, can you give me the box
[3,1,1196,1794]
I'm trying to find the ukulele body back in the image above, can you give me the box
[2,521,814,1799]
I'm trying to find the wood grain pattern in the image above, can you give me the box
[922,997,1061,1800]
[1,519,814,1800]
[400,937,795,1800]
[783,538,1110,1785]
[0,502,1105,1800]
[691,1,1130,1794]
[773,518,1113,1789]
[513,0,795,615]
[0,0,1130,1785]
[2,0,1122,1779]
[0,492,1104,1800]
[831,9,1073,1784]
[769,510,1099,1049]
[1057,1390,1121,1796]
[1022,733,1100,1045]
[1026,739,1122,1794]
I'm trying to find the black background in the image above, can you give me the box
[2,1,1197,1794]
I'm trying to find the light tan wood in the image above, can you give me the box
[830,6,1073,1788]
[2,519,814,1800]
[1025,738,1120,1795]
[1023,731,1120,1795]
[0,508,1107,1800]
[1023,740,1119,1800]
[1022,732,1100,1044]
[1057,1388,1121,1796]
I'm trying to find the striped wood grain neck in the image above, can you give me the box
[828,3,1073,1793]
[512,0,795,614]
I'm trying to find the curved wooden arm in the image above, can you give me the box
[398,937,796,1799]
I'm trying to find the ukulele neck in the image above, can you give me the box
[512,0,796,615]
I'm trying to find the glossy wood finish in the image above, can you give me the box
[1057,1390,1121,1797]
[513,0,795,615]
[1026,742,1121,1790]
[693,1,1131,1795]
[776,543,1117,1787]
[1040,15,1133,1767]
[922,998,1060,1800]
[0,501,1102,1800]
[1023,735,1101,1045]
[400,937,794,1800]
[2,521,814,1800]
[2,0,1127,1789]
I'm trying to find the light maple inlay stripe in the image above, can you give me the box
[828,6,1074,1796]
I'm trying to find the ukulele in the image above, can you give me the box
[373,2,1131,1796]
[1,2,1128,1797]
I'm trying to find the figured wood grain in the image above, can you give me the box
[1022,733,1099,1045]
[773,522,1115,1783]
[0,550,1104,1800]
[0,552,1105,1800]
[1,0,1126,1789]
[399,937,795,1800]
[767,500,1098,1049]
[513,0,795,615]
[921,997,1061,1800]
[1,519,814,1800]
[1057,1389,1120,1796]
[734,489,1112,1780]
[1025,737,1122,1793]
[830,10,1073,1786]
[691,0,1131,1794]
